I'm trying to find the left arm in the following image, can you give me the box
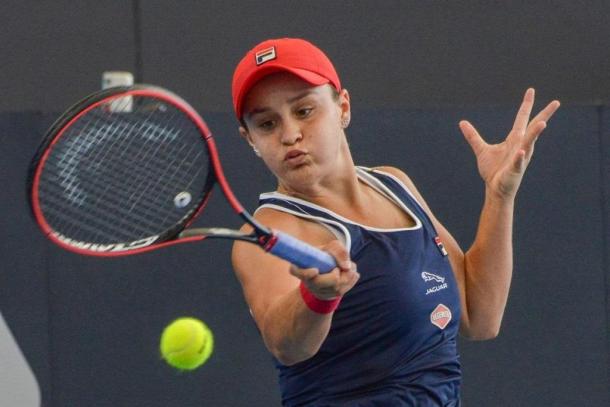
[382,88,560,340]
[381,167,505,340]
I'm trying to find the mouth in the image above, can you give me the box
[284,150,307,163]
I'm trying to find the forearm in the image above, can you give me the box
[456,91,559,339]
[463,190,515,339]
[260,287,334,365]
[233,219,357,365]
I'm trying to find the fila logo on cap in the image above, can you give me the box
[430,304,452,330]
[255,46,277,66]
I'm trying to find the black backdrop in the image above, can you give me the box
[0,1,608,406]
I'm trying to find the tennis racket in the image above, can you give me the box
[27,84,336,273]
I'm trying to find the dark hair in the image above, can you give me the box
[330,86,340,101]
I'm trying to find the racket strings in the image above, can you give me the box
[44,120,204,242]
[44,108,168,241]
[38,94,211,244]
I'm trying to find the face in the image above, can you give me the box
[240,72,351,191]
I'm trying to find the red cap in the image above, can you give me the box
[232,38,341,119]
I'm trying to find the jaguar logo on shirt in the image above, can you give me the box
[421,271,448,295]
[430,304,452,329]
[421,271,445,283]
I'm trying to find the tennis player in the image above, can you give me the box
[231,38,560,406]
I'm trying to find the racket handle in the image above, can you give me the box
[266,231,336,274]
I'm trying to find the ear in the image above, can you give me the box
[338,89,351,127]
[239,126,261,157]
[239,125,255,148]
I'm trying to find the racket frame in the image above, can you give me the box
[28,85,273,256]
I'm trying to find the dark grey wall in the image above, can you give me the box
[1,1,608,406]
[4,1,610,113]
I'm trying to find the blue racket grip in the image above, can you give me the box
[266,231,336,274]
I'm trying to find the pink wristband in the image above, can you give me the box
[299,282,341,314]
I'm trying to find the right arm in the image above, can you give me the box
[231,208,359,365]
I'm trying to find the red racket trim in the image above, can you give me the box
[45,234,206,258]
[135,88,246,216]
[203,136,245,214]
[149,88,247,215]
[31,90,149,239]
[30,88,216,256]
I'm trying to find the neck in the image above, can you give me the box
[276,163,394,227]
[276,159,368,212]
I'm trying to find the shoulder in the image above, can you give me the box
[369,165,434,216]
[230,200,338,322]
[370,166,419,193]
[253,206,315,239]
[230,207,305,311]
[232,205,335,265]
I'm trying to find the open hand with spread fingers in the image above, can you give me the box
[459,88,561,201]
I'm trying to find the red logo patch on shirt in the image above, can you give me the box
[430,304,452,329]
[434,236,448,256]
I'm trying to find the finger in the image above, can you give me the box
[340,262,359,281]
[512,88,535,135]
[289,264,321,281]
[346,262,360,285]
[459,120,487,155]
[523,121,547,155]
[530,100,561,124]
[317,262,360,297]
[321,240,352,272]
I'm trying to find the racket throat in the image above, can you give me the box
[259,233,278,252]
[239,211,274,240]
[178,227,260,243]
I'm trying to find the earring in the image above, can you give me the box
[341,117,350,129]
[252,146,261,157]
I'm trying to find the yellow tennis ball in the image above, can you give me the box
[160,317,214,371]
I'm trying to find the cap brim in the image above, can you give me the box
[236,64,331,118]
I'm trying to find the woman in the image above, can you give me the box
[231,38,560,406]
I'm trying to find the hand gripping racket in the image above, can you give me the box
[27,85,336,273]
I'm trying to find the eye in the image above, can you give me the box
[295,107,313,118]
[256,119,276,131]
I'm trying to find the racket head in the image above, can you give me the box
[28,85,216,256]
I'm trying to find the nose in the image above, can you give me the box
[280,118,302,145]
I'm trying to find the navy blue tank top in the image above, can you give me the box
[258,167,461,406]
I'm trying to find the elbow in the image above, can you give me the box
[460,307,505,340]
[275,353,305,367]
[465,328,500,341]
[265,335,319,366]
[271,345,317,366]
[460,321,501,341]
